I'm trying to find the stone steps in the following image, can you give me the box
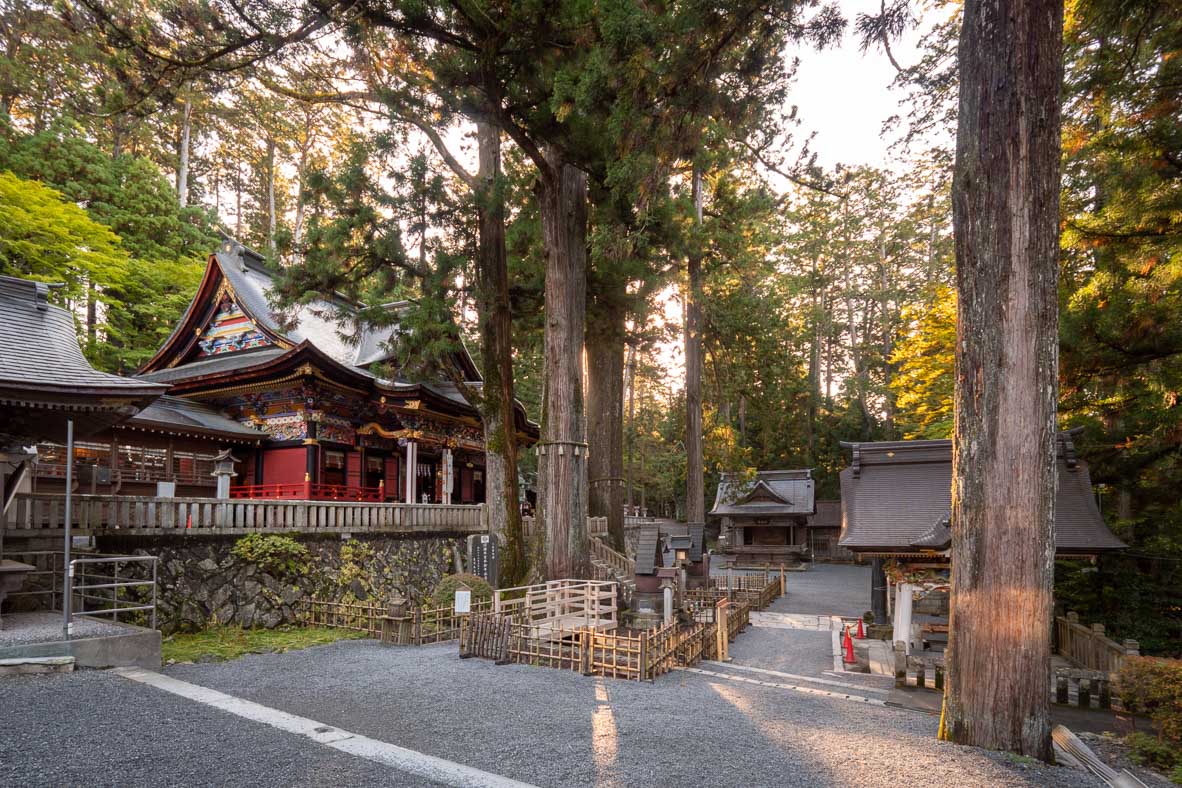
[0,655,75,675]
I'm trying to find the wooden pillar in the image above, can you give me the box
[871,559,888,624]
[254,447,264,485]
[892,582,914,654]
[304,421,318,484]
[404,440,417,503]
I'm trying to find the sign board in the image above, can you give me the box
[468,533,499,586]
[454,588,471,614]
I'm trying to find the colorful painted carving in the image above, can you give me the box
[198,297,273,356]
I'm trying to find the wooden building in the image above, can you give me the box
[838,432,1125,652]
[805,500,853,562]
[26,240,537,503]
[710,470,815,565]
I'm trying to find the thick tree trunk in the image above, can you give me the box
[537,149,590,580]
[177,98,192,208]
[586,283,627,552]
[625,344,637,511]
[474,122,527,584]
[684,163,705,525]
[942,0,1063,761]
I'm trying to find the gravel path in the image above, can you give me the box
[0,668,438,787]
[774,563,873,618]
[0,611,129,646]
[156,640,1098,787]
[727,626,838,678]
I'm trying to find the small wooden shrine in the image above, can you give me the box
[710,469,815,565]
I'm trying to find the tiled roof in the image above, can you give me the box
[710,469,815,517]
[838,435,1125,554]
[137,347,289,383]
[125,396,267,441]
[807,499,842,529]
[635,526,661,575]
[0,276,166,397]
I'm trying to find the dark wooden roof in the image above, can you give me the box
[838,433,1125,555]
[807,499,842,529]
[710,469,815,518]
[635,526,661,575]
[0,276,165,445]
[122,396,267,444]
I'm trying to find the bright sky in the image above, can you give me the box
[789,0,933,170]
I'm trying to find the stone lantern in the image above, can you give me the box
[211,449,240,499]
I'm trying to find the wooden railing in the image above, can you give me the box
[493,579,618,632]
[2,492,487,536]
[230,483,385,502]
[590,535,635,578]
[1055,611,1140,674]
[522,515,608,541]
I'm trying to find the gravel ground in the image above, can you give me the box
[0,669,440,787]
[0,611,128,646]
[774,563,873,618]
[158,640,1099,787]
[727,626,837,677]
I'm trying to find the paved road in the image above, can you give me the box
[1,641,1100,787]
[773,563,873,619]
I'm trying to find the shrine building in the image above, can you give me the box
[25,239,536,504]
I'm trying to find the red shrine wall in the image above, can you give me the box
[262,447,306,485]
[346,452,362,488]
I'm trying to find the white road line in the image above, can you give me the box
[676,666,887,706]
[111,667,537,788]
[702,661,889,694]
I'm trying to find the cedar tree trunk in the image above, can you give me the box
[474,122,527,584]
[942,0,1063,761]
[537,148,590,579]
[586,280,627,552]
[684,163,705,524]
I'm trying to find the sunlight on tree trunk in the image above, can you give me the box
[942,0,1064,760]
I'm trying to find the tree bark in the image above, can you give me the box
[942,0,1063,761]
[625,344,637,512]
[537,148,590,580]
[474,121,527,584]
[177,98,192,208]
[586,279,627,552]
[684,163,705,525]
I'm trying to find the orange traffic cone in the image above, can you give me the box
[856,619,865,639]
[843,627,855,663]
[186,513,192,529]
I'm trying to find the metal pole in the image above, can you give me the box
[63,418,74,637]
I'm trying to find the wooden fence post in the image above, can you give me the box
[779,564,786,597]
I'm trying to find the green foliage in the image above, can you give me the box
[429,573,493,610]
[0,170,130,304]
[1117,657,1182,748]
[161,625,365,664]
[891,287,955,439]
[1124,733,1178,773]
[231,534,310,578]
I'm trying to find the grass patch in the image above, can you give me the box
[162,625,367,664]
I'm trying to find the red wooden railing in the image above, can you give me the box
[230,482,386,502]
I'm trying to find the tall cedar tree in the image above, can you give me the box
[941,0,1064,759]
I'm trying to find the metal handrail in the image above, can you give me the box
[67,555,158,633]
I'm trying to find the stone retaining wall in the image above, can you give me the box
[86,533,463,633]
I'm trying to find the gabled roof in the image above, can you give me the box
[0,275,165,445]
[838,433,1125,555]
[635,526,661,575]
[139,238,480,382]
[710,469,815,518]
